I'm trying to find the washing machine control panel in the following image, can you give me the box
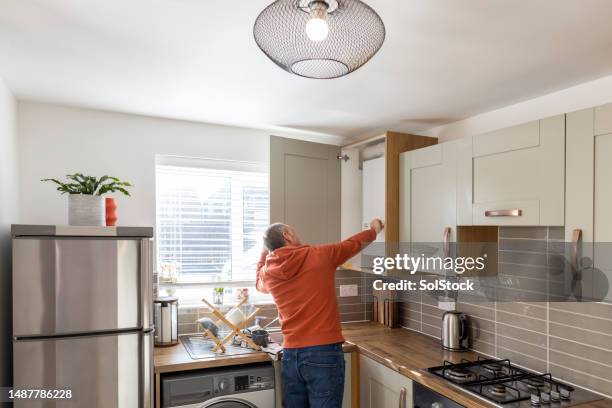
[214,370,275,394]
[213,367,274,395]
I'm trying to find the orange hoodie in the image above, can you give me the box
[256,228,377,348]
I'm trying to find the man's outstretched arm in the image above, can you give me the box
[319,218,384,267]
[255,248,269,293]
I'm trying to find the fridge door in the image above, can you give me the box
[13,330,153,408]
[13,238,150,337]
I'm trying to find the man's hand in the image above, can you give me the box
[370,218,384,234]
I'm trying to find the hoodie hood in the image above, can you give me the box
[264,245,311,280]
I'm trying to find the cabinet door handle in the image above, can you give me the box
[484,209,522,217]
[399,387,407,408]
[571,229,582,274]
[443,227,451,258]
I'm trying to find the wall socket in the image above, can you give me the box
[438,300,456,311]
[339,284,359,297]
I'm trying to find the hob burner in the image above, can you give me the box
[489,383,507,397]
[523,377,546,390]
[446,368,476,382]
[483,362,504,373]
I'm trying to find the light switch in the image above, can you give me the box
[339,284,358,297]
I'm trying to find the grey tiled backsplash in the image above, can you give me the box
[453,227,612,397]
[395,226,612,397]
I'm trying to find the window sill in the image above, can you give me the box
[177,299,276,310]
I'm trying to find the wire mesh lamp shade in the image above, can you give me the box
[253,0,385,79]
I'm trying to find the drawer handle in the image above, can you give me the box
[485,209,522,217]
[399,387,407,408]
[443,227,451,258]
[571,229,582,274]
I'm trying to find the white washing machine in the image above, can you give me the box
[161,363,275,408]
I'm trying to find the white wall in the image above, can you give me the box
[423,73,612,142]
[0,76,18,387]
[17,102,291,226]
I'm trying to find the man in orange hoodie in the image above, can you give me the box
[256,219,384,408]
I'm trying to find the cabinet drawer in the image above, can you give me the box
[473,200,540,226]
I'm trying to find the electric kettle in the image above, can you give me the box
[441,311,469,351]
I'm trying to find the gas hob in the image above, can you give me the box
[427,357,604,407]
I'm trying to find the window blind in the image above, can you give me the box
[156,164,269,283]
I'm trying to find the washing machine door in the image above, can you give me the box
[202,398,257,408]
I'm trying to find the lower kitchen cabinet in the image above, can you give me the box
[360,355,412,408]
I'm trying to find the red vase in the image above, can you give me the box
[105,197,118,226]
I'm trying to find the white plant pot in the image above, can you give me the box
[68,194,106,226]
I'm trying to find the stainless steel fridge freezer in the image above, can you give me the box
[11,225,154,408]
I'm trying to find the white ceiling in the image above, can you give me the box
[1,0,612,144]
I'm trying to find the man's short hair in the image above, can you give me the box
[264,223,287,251]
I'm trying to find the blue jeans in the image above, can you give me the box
[281,343,345,408]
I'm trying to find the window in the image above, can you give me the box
[156,160,269,286]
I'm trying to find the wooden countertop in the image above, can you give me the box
[154,323,609,407]
[154,340,272,374]
[154,337,357,374]
[341,322,609,408]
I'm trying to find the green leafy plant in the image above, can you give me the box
[213,287,225,294]
[41,173,133,196]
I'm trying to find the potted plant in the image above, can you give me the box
[213,287,224,305]
[42,173,132,226]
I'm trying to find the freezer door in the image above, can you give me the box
[13,331,153,408]
[13,238,146,337]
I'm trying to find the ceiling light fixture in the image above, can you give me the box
[253,0,385,79]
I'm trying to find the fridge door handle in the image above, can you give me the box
[141,238,154,330]
[140,331,154,408]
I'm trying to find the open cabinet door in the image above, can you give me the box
[270,136,341,245]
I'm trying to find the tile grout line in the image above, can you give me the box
[550,348,612,370]
[548,334,612,352]
[494,227,499,360]
[547,227,551,373]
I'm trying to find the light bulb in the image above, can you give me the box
[306,17,329,42]
[305,2,329,42]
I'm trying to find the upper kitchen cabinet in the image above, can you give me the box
[340,132,437,242]
[362,156,385,242]
[399,138,472,245]
[270,136,341,245]
[566,103,612,301]
[340,132,436,268]
[465,115,566,226]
